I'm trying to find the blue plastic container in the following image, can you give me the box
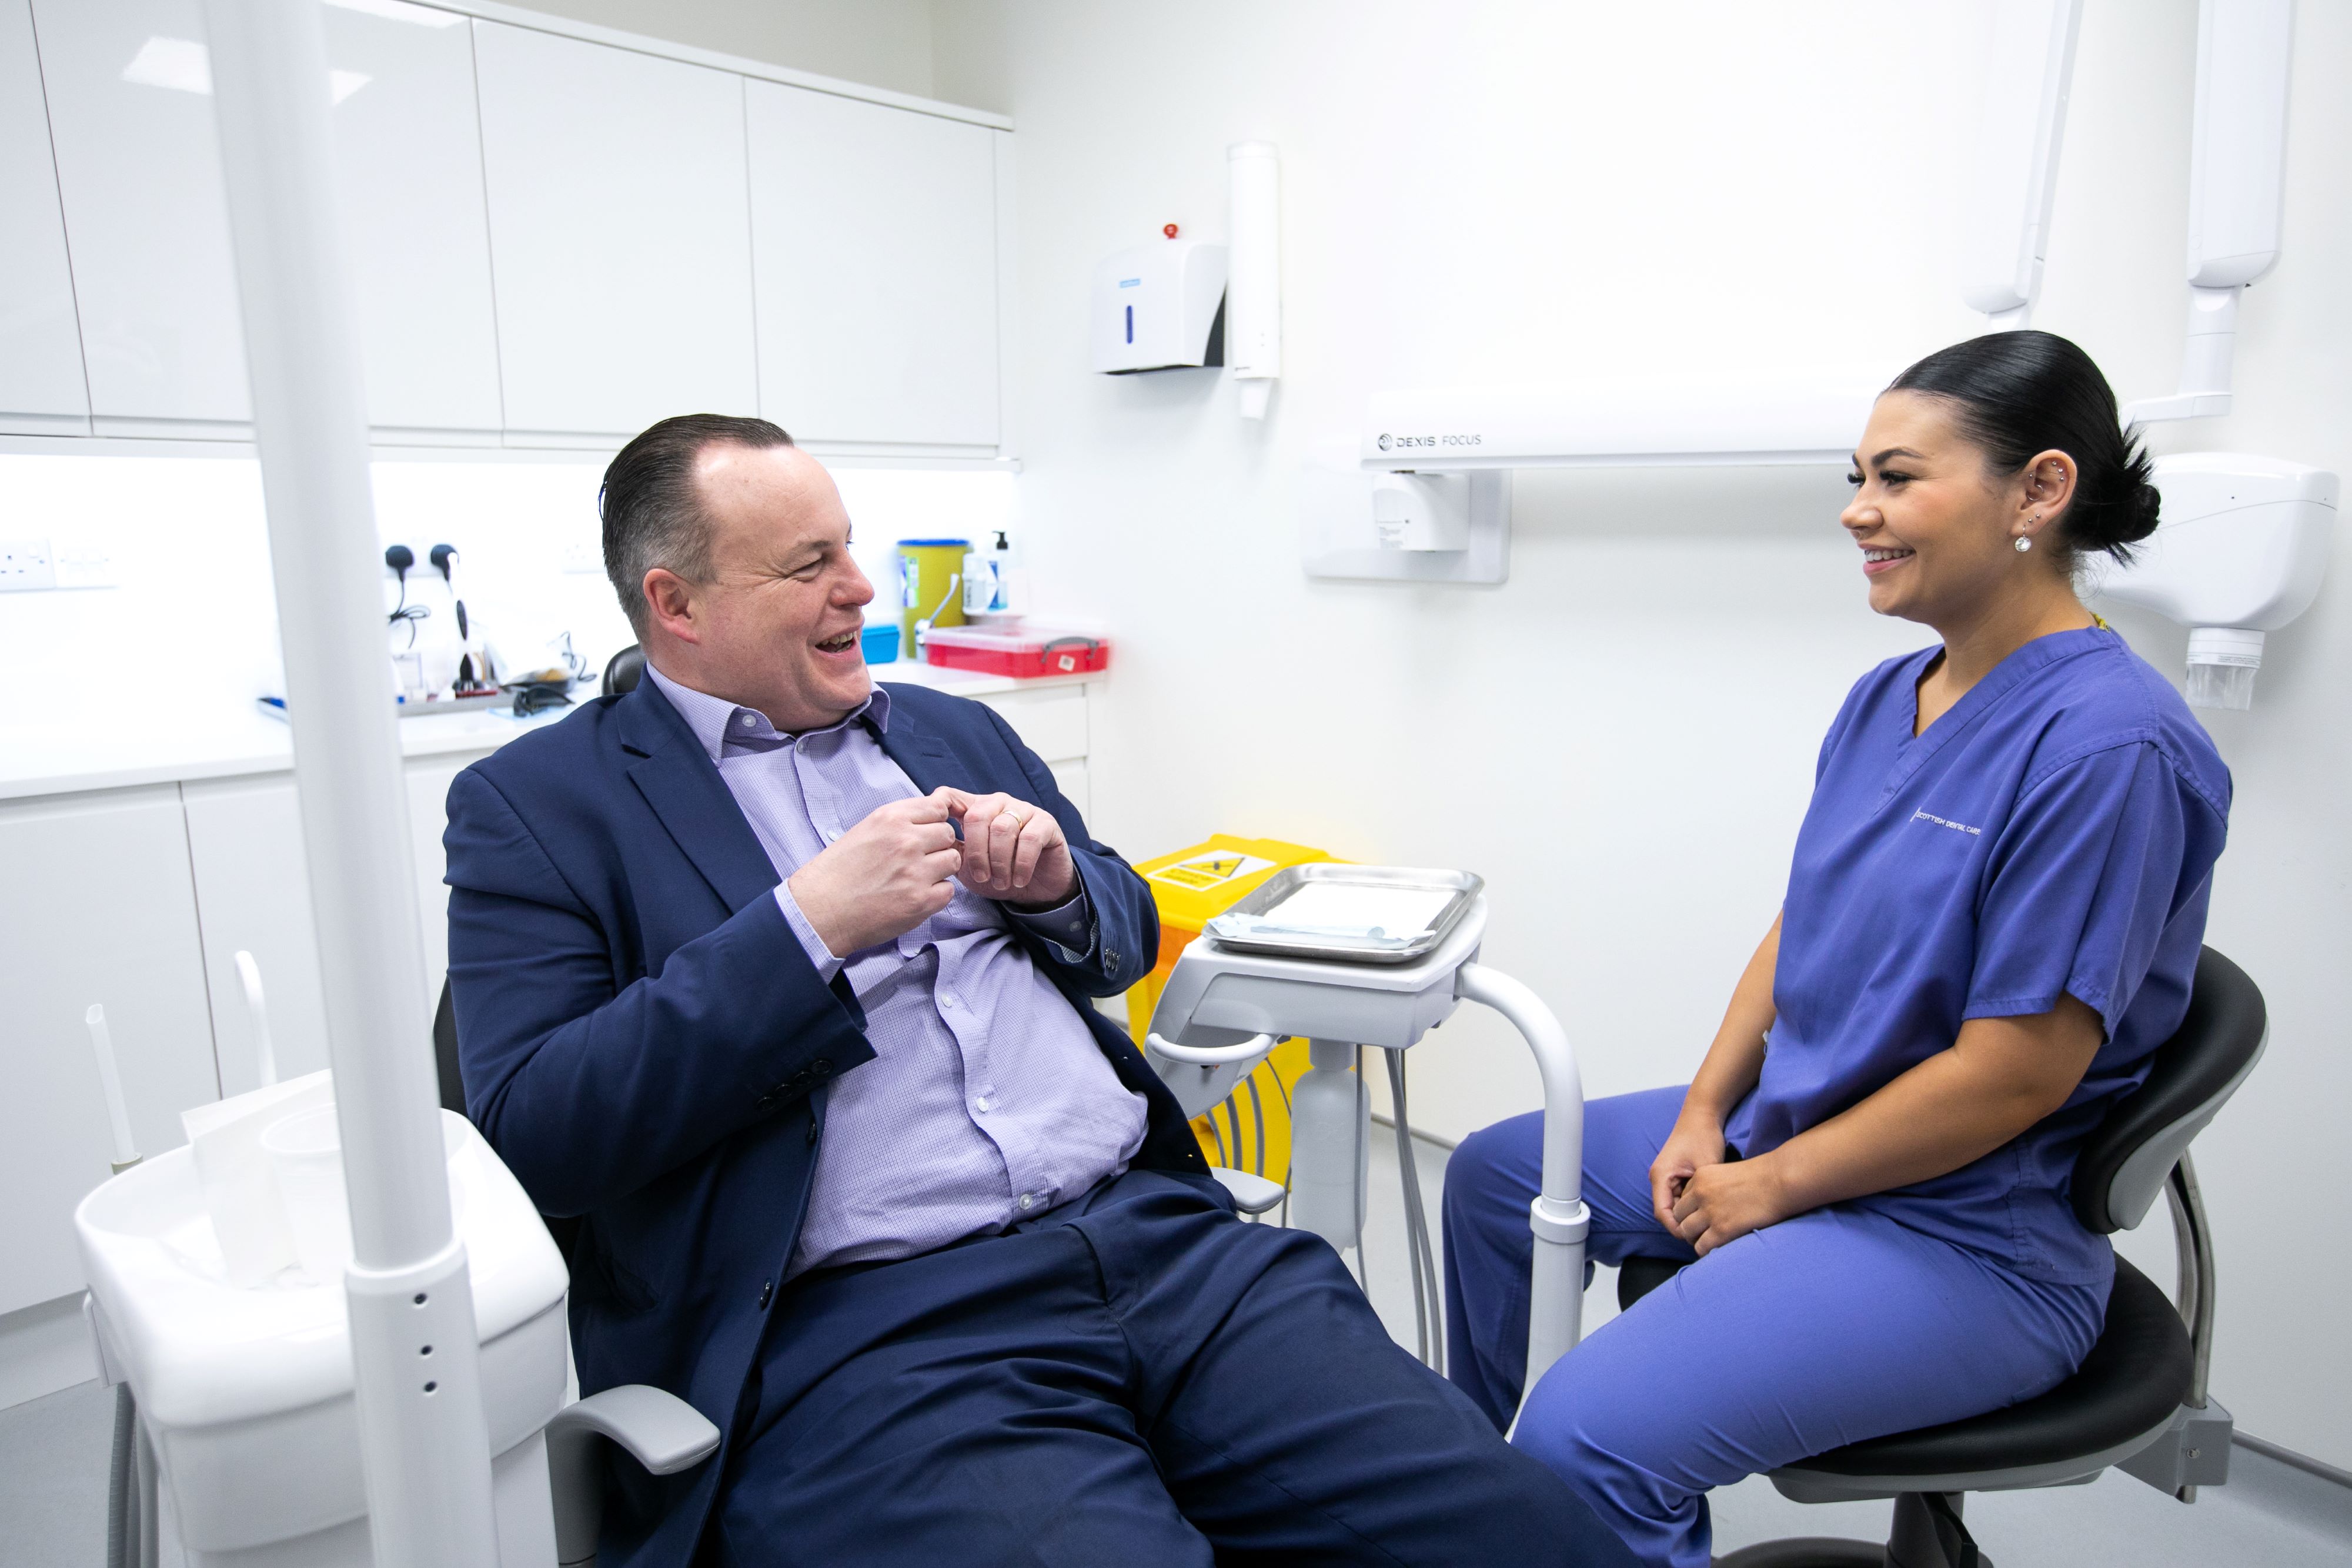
[860,623,900,664]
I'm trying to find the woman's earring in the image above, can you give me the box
[2014,535,2033,553]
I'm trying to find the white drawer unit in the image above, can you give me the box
[0,786,220,1318]
[181,775,332,1096]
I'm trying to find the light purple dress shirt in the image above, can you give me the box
[642,664,1148,1276]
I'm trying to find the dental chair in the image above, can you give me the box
[1614,947,2266,1568]
[429,985,717,1568]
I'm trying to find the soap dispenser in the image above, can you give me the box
[963,530,1020,615]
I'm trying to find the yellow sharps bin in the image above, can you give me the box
[1127,834,1339,1184]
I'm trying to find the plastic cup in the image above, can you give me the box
[261,1105,350,1282]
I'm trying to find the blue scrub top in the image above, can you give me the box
[1726,627,2231,1284]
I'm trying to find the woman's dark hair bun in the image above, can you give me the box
[1888,330,2160,564]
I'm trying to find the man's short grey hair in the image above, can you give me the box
[599,413,795,637]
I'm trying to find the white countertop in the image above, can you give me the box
[0,657,1101,803]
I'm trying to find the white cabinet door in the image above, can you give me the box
[32,0,249,434]
[32,0,503,436]
[978,686,1088,765]
[746,85,1000,452]
[322,0,503,440]
[0,0,88,434]
[0,787,220,1316]
[473,21,757,442]
[181,775,332,1096]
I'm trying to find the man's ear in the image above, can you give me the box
[642,567,699,644]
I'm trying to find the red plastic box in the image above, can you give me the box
[922,620,1112,678]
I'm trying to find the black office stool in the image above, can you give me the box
[1614,948,2267,1568]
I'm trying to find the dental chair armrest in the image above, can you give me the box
[1210,1167,1287,1216]
[548,1385,720,1475]
[546,1386,721,1567]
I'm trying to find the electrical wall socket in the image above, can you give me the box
[0,539,58,592]
[56,547,113,589]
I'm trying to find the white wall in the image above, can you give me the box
[933,0,2352,1466]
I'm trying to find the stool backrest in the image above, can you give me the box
[2072,947,2266,1234]
[603,644,644,698]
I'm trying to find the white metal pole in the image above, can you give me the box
[201,4,501,1563]
[1453,964,1589,1403]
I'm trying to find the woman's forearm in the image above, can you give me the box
[1762,994,2106,1213]
[1679,914,1781,1129]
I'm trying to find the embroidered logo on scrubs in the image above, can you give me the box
[1910,808,1983,837]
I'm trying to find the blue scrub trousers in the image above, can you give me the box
[706,1168,1639,1568]
[1443,1088,2107,1568]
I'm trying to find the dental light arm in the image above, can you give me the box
[1957,0,2084,330]
[2126,0,2294,426]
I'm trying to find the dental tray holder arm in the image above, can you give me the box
[1142,895,1589,1403]
[1452,962,1591,1413]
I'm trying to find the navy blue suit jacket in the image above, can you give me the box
[442,676,1205,1568]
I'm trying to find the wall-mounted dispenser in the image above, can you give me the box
[2095,453,2338,710]
[1090,235,1227,374]
[1227,142,1281,419]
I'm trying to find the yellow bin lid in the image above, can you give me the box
[1131,834,1337,932]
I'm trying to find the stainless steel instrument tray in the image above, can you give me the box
[1201,865,1484,965]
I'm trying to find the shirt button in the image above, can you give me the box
[1017,1193,1035,1211]
[973,1095,993,1114]
[940,996,955,1010]
[739,714,756,728]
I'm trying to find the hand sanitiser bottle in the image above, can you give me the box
[963,531,1019,614]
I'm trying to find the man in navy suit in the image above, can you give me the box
[443,415,1635,1568]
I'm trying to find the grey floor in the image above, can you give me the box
[5,1131,2346,1566]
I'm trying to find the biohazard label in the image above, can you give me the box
[1150,851,1276,891]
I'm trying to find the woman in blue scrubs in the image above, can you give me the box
[1442,332,2231,1567]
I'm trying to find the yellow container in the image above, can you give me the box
[1127,834,1339,1182]
[895,539,970,658]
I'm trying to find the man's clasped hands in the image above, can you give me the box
[786,788,1076,957]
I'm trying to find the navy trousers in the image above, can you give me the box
[1443,1088,2106,1567]
[704,1168,1638,1567]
